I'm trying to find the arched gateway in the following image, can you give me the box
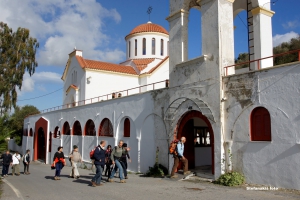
[34,117,48,162]
[175,110,214,174]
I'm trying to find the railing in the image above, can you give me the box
[40,79,169,114]
[224,49,300,76]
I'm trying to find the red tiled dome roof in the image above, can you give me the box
[126,22,168,38]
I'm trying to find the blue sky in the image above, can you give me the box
[0,0,299,112]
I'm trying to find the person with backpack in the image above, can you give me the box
[69,145,82,179]
[23,149,31,175]
[91,140,106,187]
[170,137,190,178]
[108,140,126,183]
[104,145,112,177]
[12,151,21,176]
[1,150,12,178]
[53,146,66,180]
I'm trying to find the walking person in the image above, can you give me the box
[104,145,112,177]
[12,151,21,176]
[120,143,131,179]
[108,140,126,183]
[1,150,12,178]
[91,140,106,187]
[170,137,190,178]
[53,146,65,180]
[23,149,31,175]
[69,145,82,179]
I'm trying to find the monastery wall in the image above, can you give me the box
[223,62,300,190]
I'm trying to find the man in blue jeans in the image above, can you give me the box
[91,140,106,187]
[1,150,12,178]
[108,140,126,183]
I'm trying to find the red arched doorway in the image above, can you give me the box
[176,110,214,174]
[34,117,48,161]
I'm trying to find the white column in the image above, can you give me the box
[166,9,189,87]
[251,7,275,69]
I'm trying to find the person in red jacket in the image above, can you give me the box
[53,146,65,180]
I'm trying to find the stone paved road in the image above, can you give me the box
[1,162,299,200]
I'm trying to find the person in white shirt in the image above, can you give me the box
[12,151,21,176]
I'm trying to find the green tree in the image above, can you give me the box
[235,53,249,69]
[0,114,13,153]
[0,22,39,114]
[235,33,300,67]
[9,105,40,145]
[273,35,300,65]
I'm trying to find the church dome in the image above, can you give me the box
[125,22,168,39]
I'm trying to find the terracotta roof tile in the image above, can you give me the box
[132,58,155,71]
[76,56,137,75]
[126,22,168,38]
[147,56,169,74]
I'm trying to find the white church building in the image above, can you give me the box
[21,0,300,190]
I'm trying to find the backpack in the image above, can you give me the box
[169,139,179,155]
[21,154,26,162]
[90,146,98,159]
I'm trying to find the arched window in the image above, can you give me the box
[29,128,33,137]
[54,126,59,138]
[63,122,70,135]
[85,119,96,136]
[142,38,146,55]
[49,132,52,152]
[152,38,156,55]
[124,118,130,137]
[250,107,271,141]
[135,39,137,56]
[99,118,113,137]
[23,128,28,136]
[128,41,131,57]
[73,121,82,135]
[160,39,164,56]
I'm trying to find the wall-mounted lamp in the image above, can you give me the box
[188,106,193,110]
[59,118,63,121]
[121,111,124,114]
[96,113,99,116]
[221,98,227,102]
[74,117,76,119]
[87,76,92,81]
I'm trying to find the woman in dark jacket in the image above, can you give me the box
[53,146,65,180]
[104,145,112,177]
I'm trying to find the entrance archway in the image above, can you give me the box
[34,117,48,161]
[176,110,214,174]
[37,127,46,160]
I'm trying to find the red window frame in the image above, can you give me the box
[250,107,271,141]
[124,118,130,137]
[99,118,113,137]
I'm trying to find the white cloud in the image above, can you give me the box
[0,0,124,67]
[273,31,299,47]
[18,71,62,96]
[282,21,300,29]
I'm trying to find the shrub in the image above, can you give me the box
[215,171,245,186]
[146,163,168,177]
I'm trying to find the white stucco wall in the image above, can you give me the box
[84,70,139,102]
[23,89,170,173]
[224,62,300,190]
